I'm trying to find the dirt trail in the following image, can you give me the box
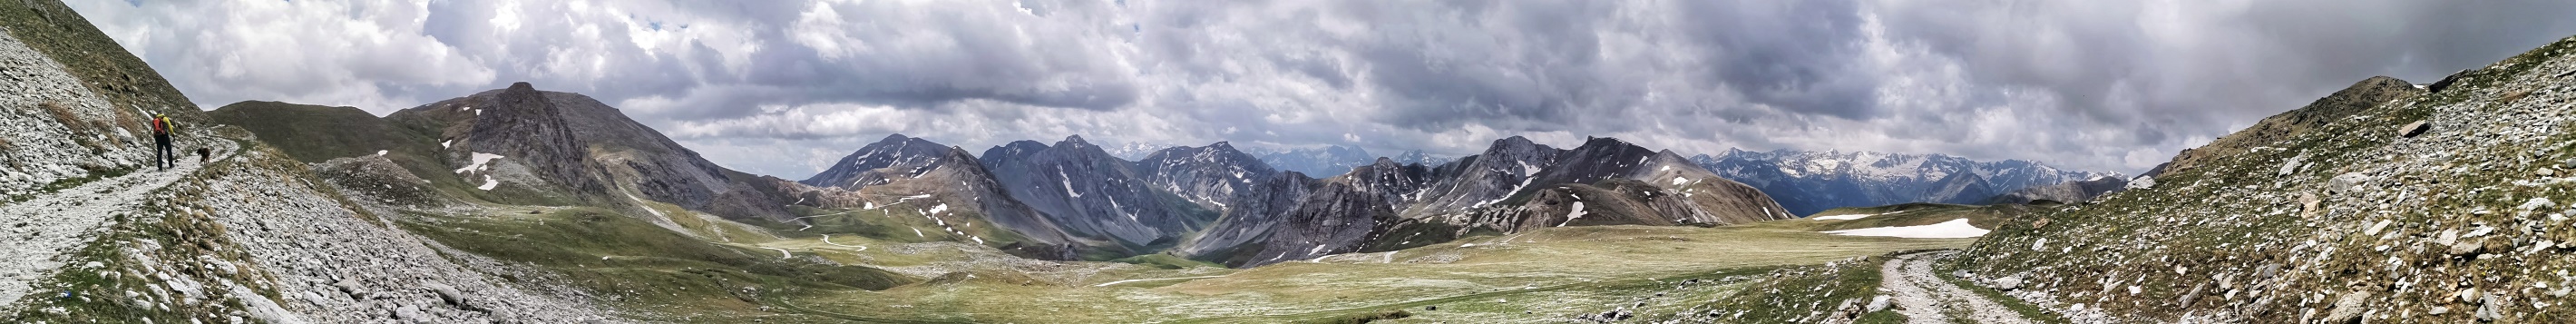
[0,141,237,305]
[1880,250,2033,324]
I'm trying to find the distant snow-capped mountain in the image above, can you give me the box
[1390,150,1454,167]
[1690,149,2119,215]
[1251,145,1375,177]
[1104,142,1178,161]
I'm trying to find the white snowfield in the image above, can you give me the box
[1808,212,1884,221]
[1824,219,1990,238]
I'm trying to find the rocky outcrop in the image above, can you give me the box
[1172,172,1320,264]
[1222,182,1398,266]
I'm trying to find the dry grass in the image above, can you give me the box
[41,100,88,133]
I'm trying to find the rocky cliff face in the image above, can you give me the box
[979,136,1217,250]
[1407,136,1564,215]
[1133,142,1279,211]
[1172,172,1320,261]
[1949,35,2576,323]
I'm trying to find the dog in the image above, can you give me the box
[195,148,210,163]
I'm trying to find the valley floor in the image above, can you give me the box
[744,221,1974,323]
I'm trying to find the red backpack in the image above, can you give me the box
[151,116,169,134]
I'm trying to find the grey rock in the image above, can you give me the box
[2328,172,2375,195]
[2450,240,2484,256]
[1993,276,2024,290]
[2477,293,2503,321]
[2401,121,2431,137]
[1866,295,1891,312]
[2319,290,2368,324]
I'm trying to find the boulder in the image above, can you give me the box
[2327,172,2375,195]
[1867,295,1892,312]
[2450,240,2485,256]
[1995,276,2025,290]
[2319,290,2369,323]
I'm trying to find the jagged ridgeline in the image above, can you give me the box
[805,134,1800,267]
[1948,35,2576,322]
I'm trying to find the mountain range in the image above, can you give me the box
[1690,149,2120,215]
[794,133,1793,266]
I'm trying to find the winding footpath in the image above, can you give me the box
[1880,250,2034,324]
[0,142,236,307]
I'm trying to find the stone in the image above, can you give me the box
[2364,220,2392,236]
[1866,295,1892,312]
[2451,240,2485,256]
[2320,290,2369,323]
[2477,293,2504,321]
[2430,306,2450,315]
[2400,121,2431,137]
[2543,168,2561,177]
[423,282,467,308]
[2301,193,2324,219]
[1995,276,2025,290]
[2521,197,2555,211]
[2328,172,2375,195]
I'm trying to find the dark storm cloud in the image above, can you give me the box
[65,0,2576,177]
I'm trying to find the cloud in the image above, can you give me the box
[66,0,2576,177]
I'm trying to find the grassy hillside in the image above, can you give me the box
[395,207,920,319]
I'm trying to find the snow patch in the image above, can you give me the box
[1671,176,1689,186]
[1823,219,1989,239]
[1059,169,1083,198]
[1810,212,1882,221]
[1556,201,1588,227]
[476,175,499,191]
[375,150,387,156]
[928,203,949,214]
[453,152,504,174]
[440,140,452,149]
[912,228,926,237]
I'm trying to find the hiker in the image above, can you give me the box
[151,113,173,171]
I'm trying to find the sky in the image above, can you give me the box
[66,0,2576,178]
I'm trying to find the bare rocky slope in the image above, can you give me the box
[798,134,1078,260]
[1949,35,2576,323]
[0,1,621,321]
